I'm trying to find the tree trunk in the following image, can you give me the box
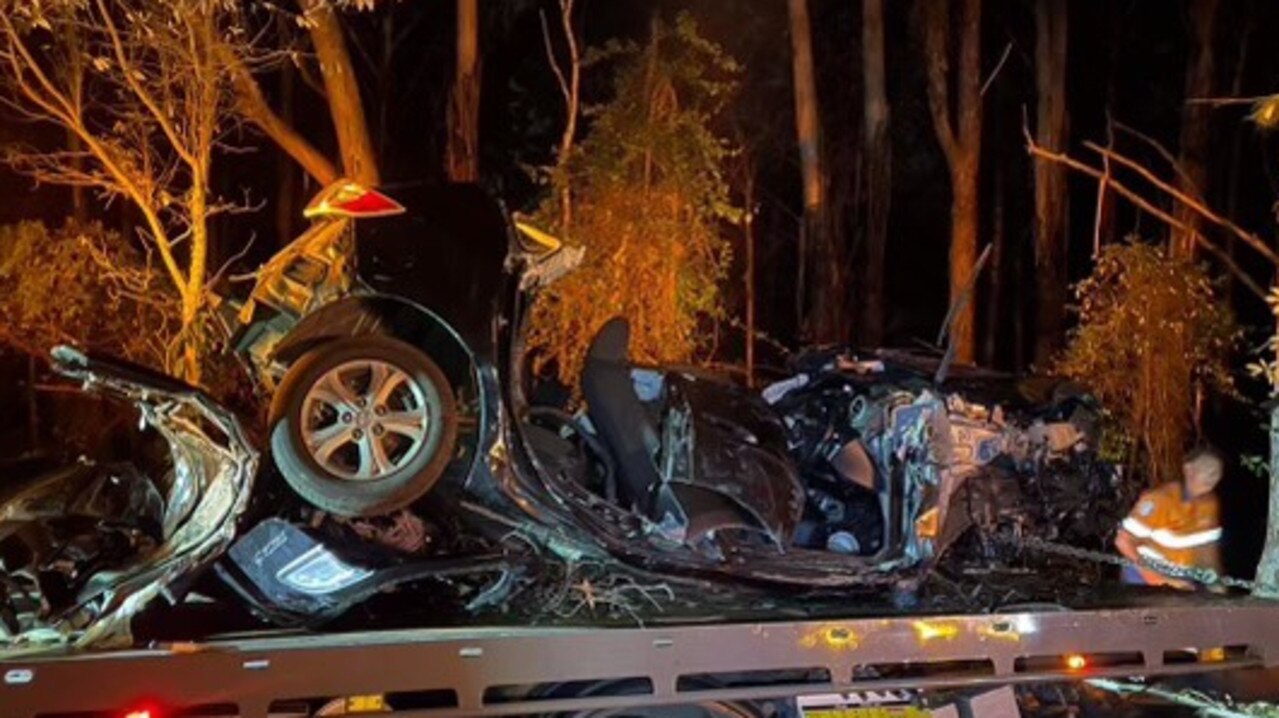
[176,282,204,384]
[1033,0,1069,366]
[1013,232,1026,370]
[788,0,842,344]
[224,44,340,186]
[1255,400,1279,597]
[948,162,979,362]
[860,0,891,349]
[302,0,380,185]
[544,0,580,230]
[375,10,394,161]
[953,0,981,365]
[68,130,86,221]
[1172,0,1220,259]
[182,185,210,385]
[984,160,1004,366]
[922,0,982,363]
[276,62,299,245]
[744,166,757,388]
[62,23,87,221]
[1222,2,1253,297]
[446,0,481,182]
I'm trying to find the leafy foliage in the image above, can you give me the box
[1056,242,1239,484]
[1246,287,1279,390]
[0,0,265,382]
[0,219,256,440]
[527,14,741,384]
[0,220,178,366]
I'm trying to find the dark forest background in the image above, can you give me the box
[2,0,1278,575]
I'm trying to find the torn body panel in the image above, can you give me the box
[0,348,257,650]
[188,183,1131,628]
[766,349,1124,574]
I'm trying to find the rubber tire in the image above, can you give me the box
[269,335,459,517]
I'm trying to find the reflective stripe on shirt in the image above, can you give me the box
[1124,518,1220,549]
[1137,544,1170,563]
[1122,516,1154,538]
[1150,526,1221,549]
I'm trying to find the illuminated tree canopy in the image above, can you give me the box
[528,14,740,384]
[1056,242,1238,484]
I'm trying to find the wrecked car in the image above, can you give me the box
[764,348,1131,572]
[207,180,1129,625]
[0,347,257,649]
[2,181,1132,642]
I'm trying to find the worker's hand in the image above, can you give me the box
[1115,530,1139,563]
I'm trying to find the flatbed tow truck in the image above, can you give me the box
[15,186,1273,717]
[8,345,1276,717]
[4,589,1279,718]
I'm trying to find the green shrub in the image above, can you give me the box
[527,14,740,385]
[1056,242,1239,484]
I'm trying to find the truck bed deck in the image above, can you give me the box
[5,592,1278,718]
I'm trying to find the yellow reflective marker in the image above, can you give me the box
[345,694,388,713]
[799,625,861,651]
[912,620,959,644]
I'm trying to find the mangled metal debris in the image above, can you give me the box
[767,348,1130,570]
[0,347,257,650]
[0,183,1138,648]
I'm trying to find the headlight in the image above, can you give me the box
[276,545,372,595]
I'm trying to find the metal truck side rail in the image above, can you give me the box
[4,601,1279,718]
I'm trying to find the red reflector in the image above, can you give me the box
[303,181,405,219]
[330,189,403,217]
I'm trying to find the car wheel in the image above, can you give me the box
[270,335,458,517]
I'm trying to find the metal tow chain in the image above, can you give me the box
[1004,534,1257,592]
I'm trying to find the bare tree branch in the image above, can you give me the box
[221,43,340,184]
[1025,130,1269,300]
[1112,121,1201,200]
[1,15,188,296]
[921,2,958,166]
[1083,141,1279,265]
[94,0,197,169]
[541,0,580,229]
[981,41,1013,97]
[1185,95,1272,106]
[540,9,571,108]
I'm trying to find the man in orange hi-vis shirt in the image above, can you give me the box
[1115,446,1224,588]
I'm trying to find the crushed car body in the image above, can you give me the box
[4,181,1133,645]
[206,181,1131,626]
[0,348,257,650]
[764,348,1130,573]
